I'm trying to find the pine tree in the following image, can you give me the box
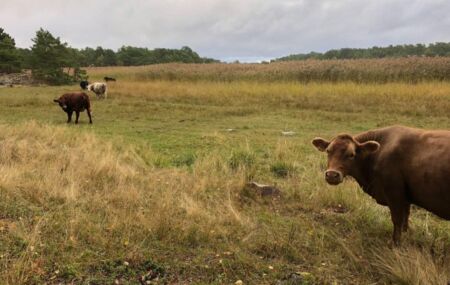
[0,28,21,73]
[30,28,72,84]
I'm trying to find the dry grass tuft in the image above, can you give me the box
[374,246,450,285]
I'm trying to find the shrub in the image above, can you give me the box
[229,149,255,170]
[270,161,296,178]
[172,151,197,167]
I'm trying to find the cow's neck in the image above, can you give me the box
[351,158,375,195]
[351,130,384,195]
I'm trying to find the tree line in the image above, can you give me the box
[0,27,219,84]
[274,43,450,62]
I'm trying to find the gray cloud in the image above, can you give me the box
[1,0,449,61]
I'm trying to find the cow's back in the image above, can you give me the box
[64,92,90,111]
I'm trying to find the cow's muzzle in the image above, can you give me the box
[325,170,343,185]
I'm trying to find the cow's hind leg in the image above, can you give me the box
[67,111,73,123]
[75,111,80,124]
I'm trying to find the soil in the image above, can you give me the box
[0,72,34,87]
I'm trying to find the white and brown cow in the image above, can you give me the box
[80,81,107,99]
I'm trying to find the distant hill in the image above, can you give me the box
[273,42,450,62]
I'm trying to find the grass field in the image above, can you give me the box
[0,66,449,284]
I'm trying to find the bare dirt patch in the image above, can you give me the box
[0,72,34,87]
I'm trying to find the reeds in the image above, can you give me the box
[87,57,450,83]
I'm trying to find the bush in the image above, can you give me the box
[172,151,197,167]
[270,161,296,178]
[229,149,255,170]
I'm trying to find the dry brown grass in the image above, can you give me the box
[375,246,450,285]
[0,122,253,284]
[107,80,450,118]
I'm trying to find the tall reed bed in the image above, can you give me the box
[87,57,450,83]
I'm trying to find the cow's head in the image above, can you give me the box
[53,98,68,111]
[80,80,89,90]
[312,134,380,185]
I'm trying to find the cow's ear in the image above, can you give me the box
[312,137,330,152]
[358,141,380,155]
[53,99,59,103]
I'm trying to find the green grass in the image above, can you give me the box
[0,75,449,284]
[1,81,448,164]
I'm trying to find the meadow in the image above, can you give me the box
[0,62,450,284]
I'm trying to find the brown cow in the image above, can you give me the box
[312,126,450,245]
[53,92,92,124]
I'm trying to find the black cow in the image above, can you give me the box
[104,76,116,82]
[80,80,89,90]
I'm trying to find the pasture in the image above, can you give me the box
[0,64,449,284]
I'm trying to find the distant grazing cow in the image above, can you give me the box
[312,126,450,245]
[104,76,116,82]
[80,81,107,99]
[53,92,92,124]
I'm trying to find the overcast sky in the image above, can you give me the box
[1,0,449,62]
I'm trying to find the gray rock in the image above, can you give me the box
[245,182,282,198]
[281,131,296,136]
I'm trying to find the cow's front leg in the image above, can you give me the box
[67,111,73,123]
[75,111,80,124]
[379,176,407,246]
[402,203,410,232]
[388,203,408,246]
